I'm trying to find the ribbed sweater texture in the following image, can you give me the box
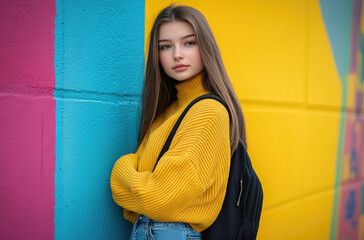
[110,73,231,232]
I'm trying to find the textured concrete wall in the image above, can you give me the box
[0,0,56,239]
[1,0,363,239]
[54,0,144,239]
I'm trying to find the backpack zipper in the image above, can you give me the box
[236,178,243,207]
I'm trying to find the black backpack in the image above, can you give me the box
[153,94,263,240]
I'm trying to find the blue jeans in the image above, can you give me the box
[130,215,202,240]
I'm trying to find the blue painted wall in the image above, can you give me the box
[319,0,352,81]
[54,0,144,239]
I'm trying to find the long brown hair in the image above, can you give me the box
[138,4,247,152]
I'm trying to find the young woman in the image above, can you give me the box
[110,4,246,240]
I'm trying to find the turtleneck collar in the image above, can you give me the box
[175,72,210,107]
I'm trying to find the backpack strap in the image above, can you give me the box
[152,94,230,172]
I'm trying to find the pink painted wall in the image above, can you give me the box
[0,1,56,239]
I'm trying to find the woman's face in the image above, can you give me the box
[158,21,204,81]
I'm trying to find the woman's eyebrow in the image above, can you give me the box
[158,34,195,43]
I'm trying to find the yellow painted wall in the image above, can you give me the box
[145,1,363,239]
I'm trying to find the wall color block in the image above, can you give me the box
[54,0,144,239]
[0,0,56,239]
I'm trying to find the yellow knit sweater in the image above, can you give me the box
[110,73,230,232]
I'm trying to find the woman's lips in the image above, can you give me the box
[173,64,189,72]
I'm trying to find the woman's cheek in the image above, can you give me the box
[159,53,170,69]
[189,48,202,61]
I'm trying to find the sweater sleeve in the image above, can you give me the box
[111,138,146,222]
[110,100,230,223]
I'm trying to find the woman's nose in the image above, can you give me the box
[174,46,184,60]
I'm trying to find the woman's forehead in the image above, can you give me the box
[158,21,195,41]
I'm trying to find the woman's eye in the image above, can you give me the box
[185,41,196,46]
[159,45,170,50]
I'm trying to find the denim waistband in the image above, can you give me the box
[136,214,189,227]
[131,215,202,239]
